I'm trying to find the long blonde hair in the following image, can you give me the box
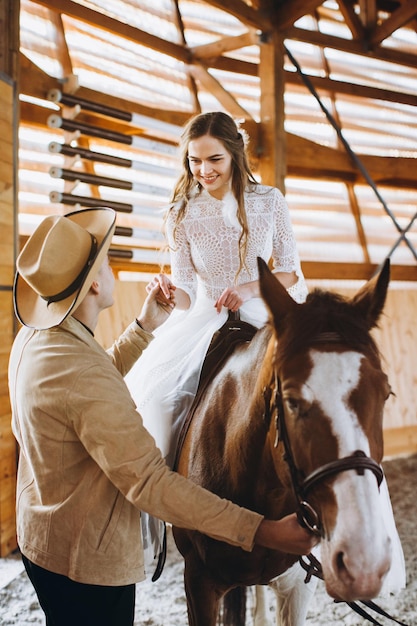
[168,111,258,277]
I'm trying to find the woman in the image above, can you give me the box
[125,112,405,594]
[126,111,306,465]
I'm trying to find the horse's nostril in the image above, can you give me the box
[336,551,345,572]
[335,550,353,583]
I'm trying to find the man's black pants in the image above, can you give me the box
[22,554,135,626]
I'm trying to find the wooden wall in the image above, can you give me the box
[97,276,417,460]
[0,74,18,557]
[373,288,417,457]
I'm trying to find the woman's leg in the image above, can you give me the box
[22,554,135,626]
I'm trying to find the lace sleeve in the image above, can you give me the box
[271,188,308,303]
[166,211,197,305]
[287,279,308,304]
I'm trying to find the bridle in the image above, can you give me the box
[264,332,384,538]
[263,333,409,625]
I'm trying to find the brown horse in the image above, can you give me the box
[173,257,393,626]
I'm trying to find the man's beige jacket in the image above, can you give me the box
[8,316,262,585]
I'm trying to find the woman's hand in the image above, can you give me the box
[214,283,252,313]
[146,273,176,307]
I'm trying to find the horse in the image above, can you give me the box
[173,257,393,626]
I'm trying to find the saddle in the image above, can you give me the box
[173,309,258,471]
[151,310,257,582]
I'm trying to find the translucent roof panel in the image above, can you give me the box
[17,0,417,276]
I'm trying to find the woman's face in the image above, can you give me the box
[187,134,233,200]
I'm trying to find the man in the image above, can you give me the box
[8,207,317,626]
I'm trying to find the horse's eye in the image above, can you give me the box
[285,396,312,418]
[285,397,300,415]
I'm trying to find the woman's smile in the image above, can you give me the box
[188,135,232,200]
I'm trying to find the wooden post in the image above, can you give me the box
[258,31,287,193]
[0,0,20,556]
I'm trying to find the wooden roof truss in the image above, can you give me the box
[17,0,417,280]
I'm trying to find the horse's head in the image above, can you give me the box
[258,257,392,601]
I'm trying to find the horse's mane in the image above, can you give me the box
[275,288,381,366]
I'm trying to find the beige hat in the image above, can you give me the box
[14,207,116,329]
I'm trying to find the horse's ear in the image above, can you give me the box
[257,257,298,329]
[350,258,390,329]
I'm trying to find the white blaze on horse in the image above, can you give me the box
[173,257,393,626]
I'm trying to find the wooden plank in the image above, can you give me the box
[0,471,17,555]
[0,74,17,557]
[0,452,16,483]
[373,289,417,430]
[384,426,417,459]
[0,414,15,453]
[95,280,147,349]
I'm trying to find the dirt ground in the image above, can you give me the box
[0,453,416,625]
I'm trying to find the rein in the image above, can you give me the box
[264,331,409,626]
[299,553,409,626]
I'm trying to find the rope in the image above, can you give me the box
[299,554,409,625]
[284,45,417,265]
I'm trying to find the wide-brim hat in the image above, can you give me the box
[14,207,116,330]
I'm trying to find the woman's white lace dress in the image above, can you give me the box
[126,185,307,467]
[125,185,405,592]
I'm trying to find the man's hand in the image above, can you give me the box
[137,281,175,333]
[255,513,320,555]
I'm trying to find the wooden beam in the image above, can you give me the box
[20,52,61,98]
[337,0,366,40]
[20,46,417,118]
[370,0,417,45]
[258,32,287,190]
[286,25,417,70]
[108,259,417,282]
[48,10,73,76]
[286,132,417,188]
[299,261,417,282]
[19,54,191,129]
[0,59,18,557]
[31,0,191,63]
[358,0,378,31]
[0,0,19,77]
[189,63,254,120]
[18,98,417,190]
[206,55,258,77]
[272,0,326,30]
[172,0,201,114]
[285,69,417,109]
[203,0,271,31]
[191,30,259,59]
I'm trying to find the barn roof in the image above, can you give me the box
[18,0,417,281]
